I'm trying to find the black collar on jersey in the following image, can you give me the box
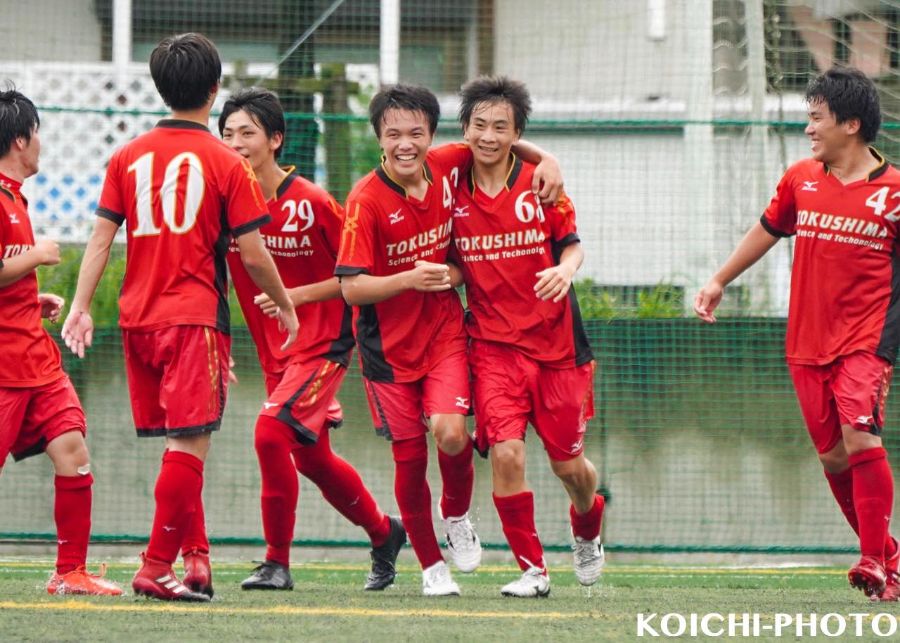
[375,155,434,198]
[155,119,210,132]
[0,184,15,203]
[467,153,522,196]
[824,146,888,181]
[275,165,298,199]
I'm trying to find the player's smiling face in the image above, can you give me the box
[378,108,433,186]
[805,99,858,164]
[464,100,520,168]
[221,109,281,173]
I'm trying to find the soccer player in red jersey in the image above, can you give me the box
[448,77,604,597]
[62,34,298,602]
[218,88,405,591]
[336,84,563,596]
[0,88,122,597]
[695,67,899,602]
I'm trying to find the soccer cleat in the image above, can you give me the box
[848,555,887,598]
[365,516,407,591]
[240,561,294,591]
[46,564,123,596]
[443,512,482,573]
[421,561,460,597]
[132,554,210,602]
[876,540,900,602]
[500,566,551,598]
[182,548,214,598]
[573,536,605,586]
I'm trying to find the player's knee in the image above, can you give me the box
[434,426,468,455]
[841,424,882,456]
[491,442,525,477]
[292,443,330,478]
[551,456,590,487]
[47,431,90,470]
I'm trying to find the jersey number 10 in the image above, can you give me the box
[127,152,205,236]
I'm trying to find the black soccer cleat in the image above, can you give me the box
[365,516,407,591]
[240,561,294,591]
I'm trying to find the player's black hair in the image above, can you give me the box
[150,33,222,111]
[805,66,881,143]
[459,75,531,134]
[0,85,39,158]
[219,87,286,158]
[368,84,440,137]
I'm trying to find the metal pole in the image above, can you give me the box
[112,0,132,72]
[380,0,401,85]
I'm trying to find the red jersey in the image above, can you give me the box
[228,169,353,374]
[0,174,63,387]
[97,120,270,333]
[761,150,900,365]
[335,144,472,383]
[450,157,593,368]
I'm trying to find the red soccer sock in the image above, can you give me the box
[145,450,204,565]
[392,436,443,569]
[824,468,860,535]
[54,473,93,574]
[849,447,895,560]
[438,438,474,519]
[824,467,897,554]
[570,494,605,541]
[493,491,546,572]
[181,478,209,556]
[255,415,299,567]
[293,428,390,548]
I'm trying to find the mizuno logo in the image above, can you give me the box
[856,415,873,426]
[453,205,469,218]
[388,209,404,224]
[162,525,176,532]
[801,181,818,192]
[455,397,468,408]
[570,439,584,452]
[263,402,278,409]
[8,213,19,224]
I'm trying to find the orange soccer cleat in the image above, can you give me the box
[47,564,123,596]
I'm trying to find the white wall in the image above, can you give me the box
[0,0,102,62]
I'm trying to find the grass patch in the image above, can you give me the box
[0,560,883,642]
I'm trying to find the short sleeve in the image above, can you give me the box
[96,153,126,226]
[428,143,473,181]
[546,191,579,244]
[335,198,377,276]
[317,192,345,257]
[760,169,797,237]
[224,158,271,237]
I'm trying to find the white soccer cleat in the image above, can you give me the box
[443,512,482,573]
[500,566,550,598]
[573,537,605,586]
[422,561,461,597]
